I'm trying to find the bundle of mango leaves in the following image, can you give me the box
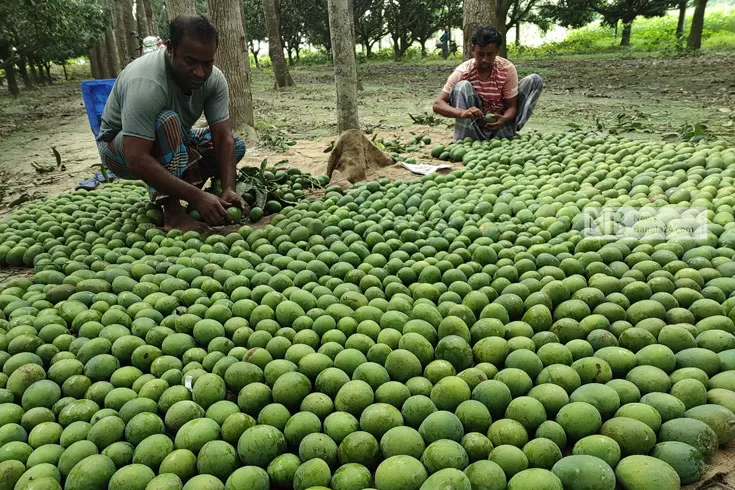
[198,160,330,223]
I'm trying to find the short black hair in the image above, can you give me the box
[471,25,503,47]
[169,15,219,50]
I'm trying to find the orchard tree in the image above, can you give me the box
[545,0,678,46]
[300,0,332,52]
[207,0,255,132]
[687,0,707,49]
[327,0,359,132]
[264,0,294,87]
[243,0,266,65]
[463,0,497,59]
[278,0,306,64]
[355,0,387,57]
[384,0,420,59]
[167,0,196,19]
[0,0,108,94]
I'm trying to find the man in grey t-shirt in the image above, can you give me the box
[96,15,246,232]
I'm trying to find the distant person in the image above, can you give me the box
[96,15,246,232]
[440,29,450,59]
[433,25,543,141]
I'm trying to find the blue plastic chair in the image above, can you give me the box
[78,79,118,189]
[80,79,116,138]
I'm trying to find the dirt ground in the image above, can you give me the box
[0,53,734,215]
[1,53,735,485]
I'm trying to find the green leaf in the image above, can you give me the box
[255,187,268,209]
[52,146,61,167]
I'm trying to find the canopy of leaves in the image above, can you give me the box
[1,0,108,66]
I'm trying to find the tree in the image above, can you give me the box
[463,0,497,59]
[278,0,306,65]
[548,0,677,46]
[243,0,265,65]
[687,0,707,49]
[384,0,422,59]
[207,0,255,133]
[354,0,387,57]
[167,0,196,19]
[676,0,689,38]
[263,0,293,87]
[113,0,131,65]
[299,1,332,52]
[137,0,150,36]
[119,0,139,58]
[0,45,20,96]
[327,0,359,132]
[142,0,157,34]
[104,25,121,77]
[1,0,109,91]
[409,0,446,57]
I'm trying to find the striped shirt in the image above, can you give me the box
[442,57,518,115]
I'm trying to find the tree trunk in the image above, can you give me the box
[420,40,427,57]
[687,0,707,50]
[263,0,293,88]
[136,0,150,37]
[206,0,255,131]
[620,20,632,46]
[17,60,33,89]
[89,48,101,79]
[5,62,19,97]
[119,0,139,58]
[62,62,69,80]
[93,41,107,78]
[142,0,156,34]
[514,0,520,46]
[463,0,498,60]
[250,42,260,67]
[286,46,294,65]
[167,0,196,20]
[112,0,131,67]
[676,0,687,38]
[104,26,121,77]
[38,63,48,84]
[327,0,360,133]
[347,0,363,91]
[44,63,52,83]
[29,63,40,85]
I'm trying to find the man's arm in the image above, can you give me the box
[124,135,230,223]
[433,91,483,120]
[209,119,236,193]
[209,119,246,210]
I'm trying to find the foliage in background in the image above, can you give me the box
[508,8,735,56]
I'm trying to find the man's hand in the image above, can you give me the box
[221,188,249,213]
[459,107,484,120]
[192,190,231,225]
[485,114,511,131]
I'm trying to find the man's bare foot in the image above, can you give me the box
[161,198,210,233]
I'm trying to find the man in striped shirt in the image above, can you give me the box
[433,25,543,141]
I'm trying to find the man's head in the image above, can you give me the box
[166,15,218,92]
[471,25,503,72]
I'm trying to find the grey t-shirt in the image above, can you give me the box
[97,48,229,141]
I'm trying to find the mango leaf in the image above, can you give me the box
[52,146,61,167]
[254,187,268,209]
